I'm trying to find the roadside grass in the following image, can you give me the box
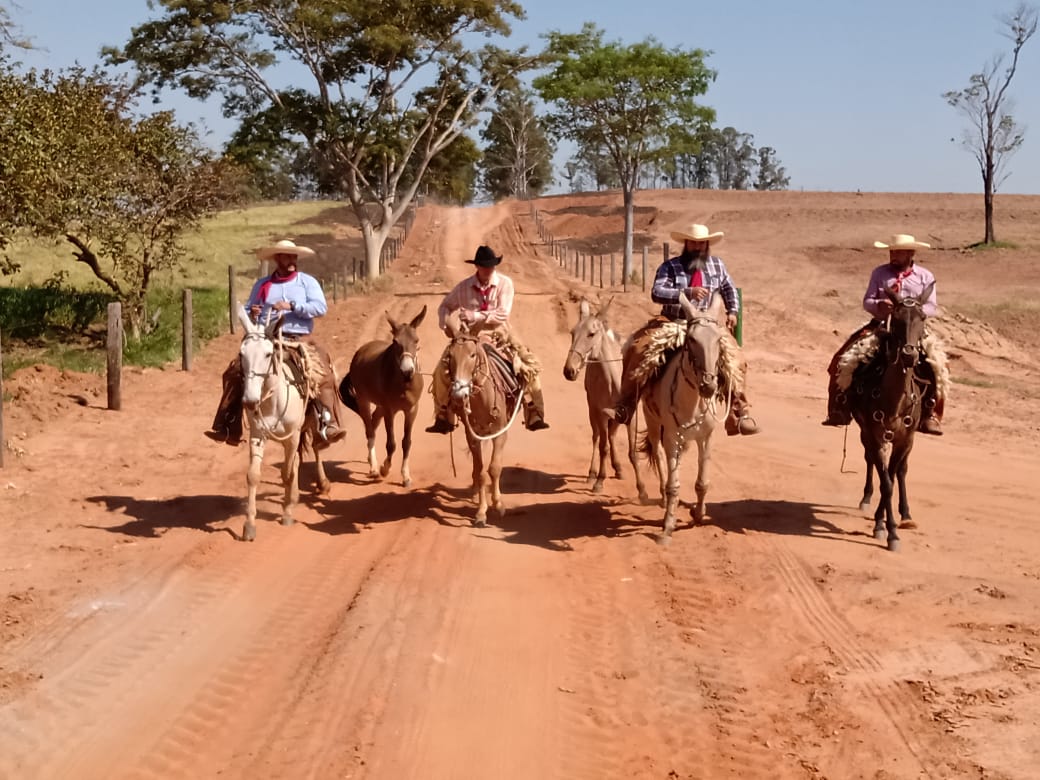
[0,201,361,379]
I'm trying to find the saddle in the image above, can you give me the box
[481,341,523,407]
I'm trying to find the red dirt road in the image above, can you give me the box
[2,192,1040,779]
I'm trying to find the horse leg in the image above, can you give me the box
[627,416,649,503]
[586,405,599,483]
[608,418,624,480]
[300,428,330,495]
[362,404,380,478]
[691,437,712,525]
[471,434,488,527]
[859,459,874,513]
[400,404,417,489]
[894,448,915,529]
[243,435,264,542]
[871,448,899,551]
[489,434,506,519]
[280,434,300,527]
[659,433,682,544]
[380,409,396,479]
[591,415,609,494]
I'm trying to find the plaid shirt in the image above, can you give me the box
[651,254,740,320]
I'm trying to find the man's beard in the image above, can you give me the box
[680,248,708,271]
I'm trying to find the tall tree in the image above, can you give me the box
[415,134,481,205]
[480,86,553,200]
[713,126,756,190]
[943,3,1038,244]
[755,146,789,191]
[535,23,715,280]
[0,66,242,335]
[107,0,534,279]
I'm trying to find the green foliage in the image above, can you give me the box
[108,0,538,277]
[480,86,554,200]
[0,277,112,340]
[414,134,481,205]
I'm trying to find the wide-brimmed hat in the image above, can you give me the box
[670,223,724,245]
[873,234,930,251]
[256,239,316,261]
[466,245,502,268]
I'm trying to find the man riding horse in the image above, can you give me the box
[611,222,760,436]
[822,233,946,435]
[426,245,550,434]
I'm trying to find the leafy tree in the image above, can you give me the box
[107,0,535,279]
[944,3,1038,244]
[535,24,715,279]
[415,134,481,205]
[755,146,789,190]
[0,2,30,50]
[714,127,756,190]
[0,66,242,336]
[480,86,554,200]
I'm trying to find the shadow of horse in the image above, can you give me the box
[697,498,882,548]
[84,494,242,538]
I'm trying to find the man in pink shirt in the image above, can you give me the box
[822,234,945,434]
[426,245,549,433]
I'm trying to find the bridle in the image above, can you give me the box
[241,330,299,441]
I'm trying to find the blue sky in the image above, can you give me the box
[11,0,1040,194]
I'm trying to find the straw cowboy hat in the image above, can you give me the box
[465,245,503,267]
[670,223,724,245]
[256,239,316,260]
[873,234,930,250]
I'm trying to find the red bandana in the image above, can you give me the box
[890,265,914,295]
[473,283,492,311]
[257,270,298,305]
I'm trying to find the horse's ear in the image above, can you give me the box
[578,299,591,319]
[918,281,935,307]
[445,309,461,339]
[678,289,698,320]
[264,314,284,340]
[705,291,725,324]
[410,304,427,329]
[597,296,615,322]
[237,304,257,335]
[385,311,400,333]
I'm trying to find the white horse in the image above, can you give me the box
[237,309,309,542]
[640,292,727,543]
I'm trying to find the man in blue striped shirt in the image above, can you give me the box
[612,223,759,435]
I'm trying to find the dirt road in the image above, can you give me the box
[2,193,1039,779]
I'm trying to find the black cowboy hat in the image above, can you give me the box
[466,245,502,268]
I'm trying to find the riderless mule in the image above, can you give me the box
[846,282,934,552]
[339,305,427,487]
[236,309,311,542]
[564,298,648,500]
[442,311,524,527]
[640,292,727,543]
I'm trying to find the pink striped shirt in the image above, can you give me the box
[863,263,937,318]
[437,271,515,332]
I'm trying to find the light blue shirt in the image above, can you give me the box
[245,271,328,336]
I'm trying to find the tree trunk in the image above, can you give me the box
[622,186,635,283]
[984,179,995,244]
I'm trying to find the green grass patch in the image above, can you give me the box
[966,240,1018,251]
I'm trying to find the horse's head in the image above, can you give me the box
[679,291,723,399]
[445,331,482,404]
[884,281,933,368]
[386,304,426,381]
[237,308,282,409]
[564,297,614,381]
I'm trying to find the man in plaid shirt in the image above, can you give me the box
[612,223,760,436]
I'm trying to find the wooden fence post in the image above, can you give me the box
[642,247,649,292]
[182,289,193,372]
[107,302,122,411]
[610,254,616,287]
[227,265,237,334]
[599,256,604,289]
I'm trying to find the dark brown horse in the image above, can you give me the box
[847,282,934,552]
[339,305,426,487]
[442,312,522,527]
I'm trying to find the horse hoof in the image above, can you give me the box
[592,481,604,494]
[858,502,872,513]
[403,478,412,489]
[655,533,672,547]
[873,528,886,541]
[473,517,487,528]
[899,519,917,530]
[241,527,256,542]
[281,517,294,527]
[887,538,901,553]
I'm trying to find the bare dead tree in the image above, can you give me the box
[943,3,1038,244]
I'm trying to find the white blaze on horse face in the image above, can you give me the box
[451,379,472,400]
[400,353,416,376]
[241,336,274,406]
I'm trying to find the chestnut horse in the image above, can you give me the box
[847,282,934,552]
[339,305,427,487]
[442,312,524,527]
[563,298,647,500]
[640,292,726,543]
[236,309,309,542]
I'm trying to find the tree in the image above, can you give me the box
[414,134,481,205]
[107,0,535,279]
[480,86,554,200]
[755,146,789,191]
[713,127,756,190]
[944,3,1038,244]
[535,24,715,280]
[0,2,30,50]
[0,66,242,336]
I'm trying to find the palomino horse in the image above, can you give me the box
[443,312,524,527]
[339,305,427,487]
[236,309,309,542]
[640,292,726,543]
[564,298,648,500]
[847,282,934,552]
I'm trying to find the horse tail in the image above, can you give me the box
[338,373,360,415]
[638,429,657,471]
